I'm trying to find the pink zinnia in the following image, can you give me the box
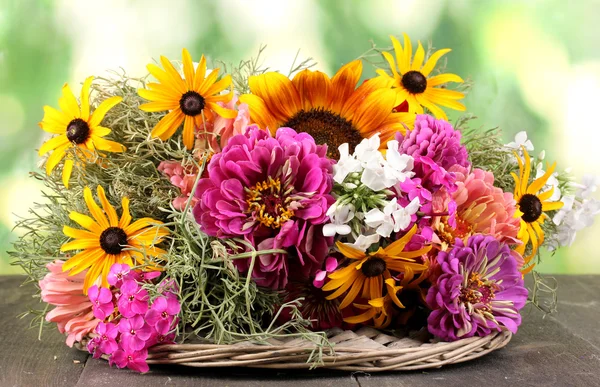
[426,235,528,341]
[193,126,334,289]
[39,260,100,347]
[433,165,520,246]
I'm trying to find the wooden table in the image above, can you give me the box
[2,275,599,387]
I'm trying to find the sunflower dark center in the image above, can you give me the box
[401,71,427,94]
[179,91,205,116]
[361,258,387,278]
[99,227,128,255]
[283,107,363,159]
[66,118,90,144]
[519,193,543,223]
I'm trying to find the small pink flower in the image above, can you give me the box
[96,322,119,355]
[118,315,152,351]
[87,336,102,359]
[117,280,149,318]
[313,257,339,288]
[145,296,180,333]
[88,285,114,320]
[110,348,149,373]
[107,263,135,287]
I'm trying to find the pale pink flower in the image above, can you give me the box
[39,260,100,347]
[433,166,520,246]
[195,95,251,152]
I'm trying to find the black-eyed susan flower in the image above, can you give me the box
[138,49,237,150]
[512,148,564,273]
[239,60,415,159]
[61,185,169,293]
[39,77,125,188]
[377,33,465,120]
[322,225,430,309]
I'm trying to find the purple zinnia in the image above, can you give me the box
[193,126,334,289]
[396,114,470,171]
[426,235,528,341]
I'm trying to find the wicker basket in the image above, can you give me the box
[82,327,511,372]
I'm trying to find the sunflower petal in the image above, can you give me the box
[139,101,179,112]
[45,143,70,175]
[204,74,233,97]
[330,60,362,113]
[238,94,279,133]
[542,201,564,212]
[248,72,302,123]
[182,116,195,150]
[427,73,464,87]
[91,136,126,153]
[160,55,187,93]
[292,69,332,110]
[97,185,119,227]
[40,106,70,133]
[83,186,109,229]
[402,33,413,72]
[412,41,425,71]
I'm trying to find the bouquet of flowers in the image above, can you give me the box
[12,34,599,373]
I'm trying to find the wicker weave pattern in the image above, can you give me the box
[140,328,512,372]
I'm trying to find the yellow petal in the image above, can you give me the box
[207,101,237,119]
[335,241,366,260]
[182,115,195,150]
[40,106,70,133]
[138,87,180,103]
[421,48,451,77]
[62,159,74,188]
[69,211,103,235]
[45,143,70,175]
[181,48,195,90]
[330,60,362,113]
[84,186,109,229]
[203,74,233,97]
[402,33,413,72]
[427,73,464,87]
[119,197,132,229]
[80,76,94,120]
[91,136,126,153]
[339,276,365,309]
[193,55,207,91]
[39,134,69,156]
[151,108,185,141]
[89,96,122,128]
[160,55,187,93]
[97,185,119,227]
[542,201,564,212]
[59,83,81,119]
[412,41,425,71]
[139,101,179,112]
[61,238,101,252]
[238,94,279,133]
[63,226,97,240]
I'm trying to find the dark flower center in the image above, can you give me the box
[460,272,496,305]
[519,193,543,223]
[361,258,387,277]
[179,91,205,116]
[401,71,427,94]
[246,177,294,229]
[283,107,363,159]
[99,227,128,255]
[66,118,91,144]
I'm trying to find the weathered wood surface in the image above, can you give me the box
[2,275,600,387]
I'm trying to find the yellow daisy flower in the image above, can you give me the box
[138,48,237,150]
[343,280,401,329]
[39,77,125,188]
[322,225,430,309]
[377,33,465,120]
[239,60,415,159]
[61,185,169,293]
[512,148,564,273]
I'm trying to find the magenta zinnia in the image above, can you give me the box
[426,235,528,341]
[193,126,335,289]
[396,114,469,171]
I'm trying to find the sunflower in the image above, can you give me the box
[376,34,465,121]
[138,48,237,150]
[512,148,564,273]
[39,77,125,188]
[239,60,415,159]
[322,225,431,309]
[61,185,169,293]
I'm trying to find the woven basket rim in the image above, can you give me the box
[79,327,512,372]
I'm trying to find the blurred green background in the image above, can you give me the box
[1,0,599,274]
